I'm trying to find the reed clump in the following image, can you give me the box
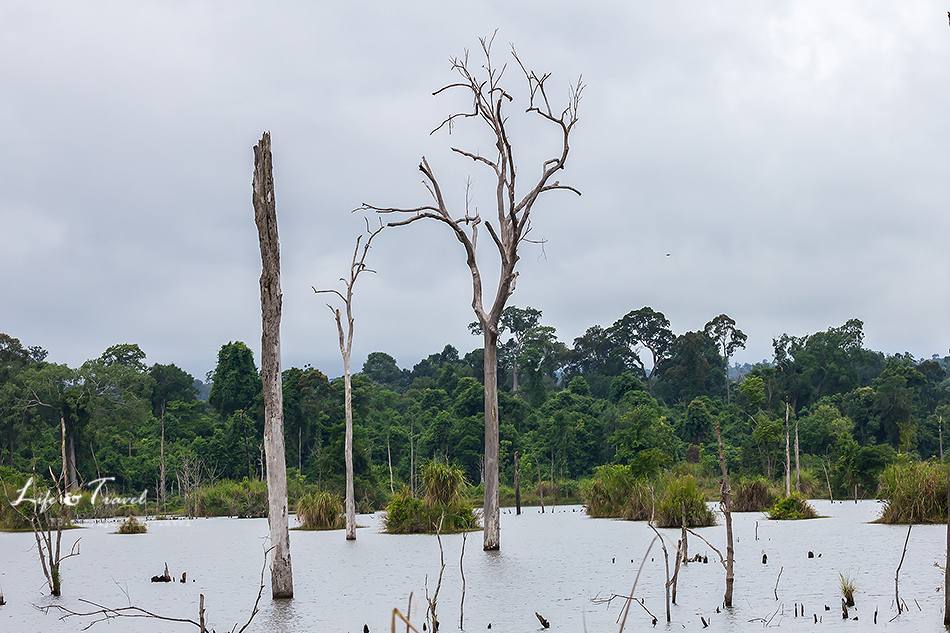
[384,462,478,534]
[877,460,947,524]
[767,493,818,520]
[732,476,776,512]
[839,573,856,606]
[296,490,345,530]
[581,464,649,519]
[654,474,716,527]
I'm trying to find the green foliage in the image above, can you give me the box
[878,460,947,524]
[0,467,37,530]
[732,476,776,512]
[768,493,818,520]
[581,464,651,519]
[654,474,716,527]
[384,485,478,534]
[116,516,147,534]
[422,461,465,505]
[194,479,268,518]
[0,307,946,517]
[296,490,344,530]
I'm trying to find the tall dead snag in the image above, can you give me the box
[715,422,735,607]
[513,450,522,515]
[358,33,583,550]
[784,402,792,496]
[945,458,949,626]
[794,418,801,492]
[314,220,384,540]
[252,131,294,599]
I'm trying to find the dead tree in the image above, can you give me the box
[513,450,522,515]
[647,517,672,622]
[20,415,81,597]
[784,402,792,496]
[945,456,949,626]
[794,417,801,493]
[896,524,911,615]
[252,131,294,599]
[715,422,735,607]
[314,220,384,541]
[357,33,583,550]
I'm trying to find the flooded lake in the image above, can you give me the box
[1,500,946,632]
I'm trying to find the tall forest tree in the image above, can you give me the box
[609,307,674,382]
[252,131,293,599]
[703,314,747,402]
[314,220,384,540]
[358,34,584,551]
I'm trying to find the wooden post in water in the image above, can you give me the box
[252,131,293,599]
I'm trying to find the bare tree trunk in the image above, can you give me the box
[343,359,356,540]
[822,459,834,502]
[511,362,519,393]
[794,418,800,493]
[784,402,791,497]
[940,415,944,460]
[66,432,78,490]
[252,131,293,599]
[513,450,521,516]
[483,329,501,550]
[363,40,583,553]
[945,459,949,626]
[715,423,734,608]
[387,434,395,494]
[159,402,166,509]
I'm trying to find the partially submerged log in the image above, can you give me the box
[534,612,550,629]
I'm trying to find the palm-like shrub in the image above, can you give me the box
[296,490,345,530]
[385,462,478,534]
[654,474,715,528]
[423,461,465,505]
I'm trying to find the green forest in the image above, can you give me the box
[1,305,947,514]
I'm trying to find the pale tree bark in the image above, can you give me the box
[252,131,293,599]
[159,402,166,510]
[358,33,583,550]
[314,220,384,541]
[715,422,735,608]
[513,450,521,515]
[794,418,800,493]
[945,456,949,626]
[784,402,791,497]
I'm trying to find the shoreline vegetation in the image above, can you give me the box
[2,317,948,534]
[3,459,945,529]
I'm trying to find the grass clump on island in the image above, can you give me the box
[877,460,947,524]
[384,461,478,534]
[580,465,714,527]
[732,476,777,512]
[116,515,147,534]
[193,478,268,518]
[295,490,345,530]
[767,493,818,520]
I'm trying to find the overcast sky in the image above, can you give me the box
[2,1,948,380]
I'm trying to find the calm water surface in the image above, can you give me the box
[1,501,946,632]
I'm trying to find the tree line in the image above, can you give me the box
[1,308,946,507]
